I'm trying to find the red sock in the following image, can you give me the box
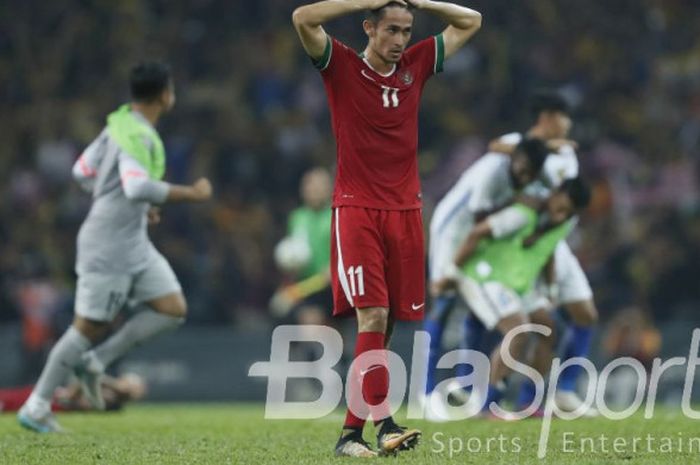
[344,331,390,429]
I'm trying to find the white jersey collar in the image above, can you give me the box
[360,53,396,77]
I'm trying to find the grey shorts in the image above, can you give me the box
[75,251,182,322]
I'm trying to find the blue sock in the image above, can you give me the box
[455,313,486,391]
[461,313,486,352]
[483,384,504,411]
[558,324,593,392]
[424,295,456,394]
[517,378,538,409]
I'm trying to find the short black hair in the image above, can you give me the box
[366,1,414,23]
[515,138,549,173]
[129,61,172,102]
[530,90,571,118]
[559,177,592,210]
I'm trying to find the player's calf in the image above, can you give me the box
[18,323,99,432]
[565,299,598,327]
[80,297,186,389]
[74,351,106,410]
[557,299,597,409]
[149,292,188,318]
[356,306,389,334]
[73,316,112,343]
[481,313,530,413]
[517,309,556,411]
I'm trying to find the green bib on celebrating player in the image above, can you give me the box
[462,204,572,295]
[107,104,166,180]
[288,206,332,279]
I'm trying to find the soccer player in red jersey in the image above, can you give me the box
[292,0,482,457]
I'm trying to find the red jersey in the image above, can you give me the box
[316,35,445,210]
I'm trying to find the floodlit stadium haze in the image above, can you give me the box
[1,1,699,464]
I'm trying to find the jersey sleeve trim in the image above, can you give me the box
[434,34,445,74]
[312,35,333,71]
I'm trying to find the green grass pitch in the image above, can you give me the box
[1,404,698,464]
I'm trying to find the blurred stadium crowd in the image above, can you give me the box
[0,0,698,356]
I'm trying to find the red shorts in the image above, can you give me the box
[331,207,425,321]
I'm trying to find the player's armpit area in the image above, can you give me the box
[311,35,332,71]
[488,140,517,155]
[291,6,329,63]
[441,23,480,60]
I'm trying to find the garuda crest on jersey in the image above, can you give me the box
[398,69,414,85]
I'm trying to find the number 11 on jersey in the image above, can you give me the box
[381,86,399,108]
[347,265,365,297]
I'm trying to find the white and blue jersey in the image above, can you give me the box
[429,154,516,283]
[498,132,579,195]
[495,133,592,308]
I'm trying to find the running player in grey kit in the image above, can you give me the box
[18,62,212,432]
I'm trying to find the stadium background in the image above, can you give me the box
[0,0,699,402]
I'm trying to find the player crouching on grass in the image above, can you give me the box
[18,61,212,433]
[437,177,592,416]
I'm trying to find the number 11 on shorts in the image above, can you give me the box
[347,265,365,297]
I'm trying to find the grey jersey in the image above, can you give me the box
[73,115,169,275]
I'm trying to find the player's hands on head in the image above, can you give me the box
[365,0,407,9]
[547,139,578,152]
[404,0,428,8]
[191,177,213,201]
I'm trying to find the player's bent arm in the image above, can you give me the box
[454,220,492,268]
[119,154,212,203]
[411,0,481,59]
[72,142,105,192]
[164,178,212,203]
[122,176,170,204]
[522,216,558,248]
[292,0,402,59]
[544,255,556,285]
[489,137,579,156]
[456,204,529,266]
[543,255,559,302]
[488,139,517,155]
[119,154,169,203]
[124,175,211,204]
[72,156,97,192]
[473,205,512,223]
